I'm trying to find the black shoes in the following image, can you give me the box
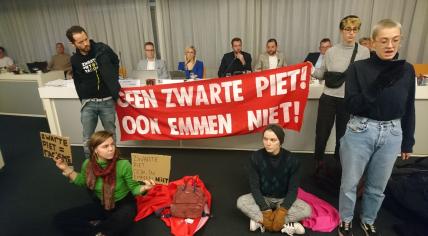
[338,221,353,236]
[360,221,380,236]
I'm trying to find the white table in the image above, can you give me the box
[0,71,64,117]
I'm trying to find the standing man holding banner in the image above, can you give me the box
[66,25,121,157]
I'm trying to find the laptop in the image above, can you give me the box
[27,61,48,73]
[129,70,158,85]
[169,70,187,79]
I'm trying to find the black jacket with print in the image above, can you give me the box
[344,54,415,152]
[71,40,120,101]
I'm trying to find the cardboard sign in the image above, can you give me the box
[131,153,171,184]
[40,132,72,165]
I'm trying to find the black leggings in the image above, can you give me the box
[53,193,137,236]
[314,93,350,161]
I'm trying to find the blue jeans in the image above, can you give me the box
[81,99,116,157]
[339,116,402,225]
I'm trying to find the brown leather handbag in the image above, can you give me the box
[170,179,206,218]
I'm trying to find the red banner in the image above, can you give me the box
[116,62,312,141]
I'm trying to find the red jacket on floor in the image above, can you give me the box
[135,175,212,236]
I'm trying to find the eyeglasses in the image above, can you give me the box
[145,49,154,52]
[343,27,359,33]
[374,38,401,47]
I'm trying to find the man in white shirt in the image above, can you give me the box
[254,39,287,71]
[136,42,170,79]
[304,38,332,69]
[0,47,14,68]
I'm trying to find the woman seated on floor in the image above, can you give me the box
[237,124,311,235]
[53,130,155,236]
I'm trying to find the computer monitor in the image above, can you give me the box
[169,70,186,79]
[27,61,48,73]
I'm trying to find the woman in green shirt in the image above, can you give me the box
[53,130,154,236]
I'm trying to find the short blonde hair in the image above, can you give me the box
[340,15,361,30]
[371,19,402,40]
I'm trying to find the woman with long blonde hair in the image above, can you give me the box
[178,46,204,79]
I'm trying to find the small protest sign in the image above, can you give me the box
[40,132,72,165]
[131,153,171,184]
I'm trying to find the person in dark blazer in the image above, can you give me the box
[218,37,252,77]
[304,38,332,68]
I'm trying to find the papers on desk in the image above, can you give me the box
[45,78,187,89]
[45,79,74,87]
[120,78,186,87]
[119,79,141,87]
[159,79,185,84]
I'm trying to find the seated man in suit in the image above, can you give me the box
[218,37,252,77]
[358,37,372,50]
[136,42,170,79]
[254,38,287,71]
[359,37,376,59]
[359,36,399,59]
[303,38,331,69]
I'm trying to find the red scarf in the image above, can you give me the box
[86,155,118,210]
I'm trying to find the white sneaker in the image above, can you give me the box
[281,222,305,235]
[249,219,265,232]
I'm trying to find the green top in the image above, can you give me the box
[73,159,142,202]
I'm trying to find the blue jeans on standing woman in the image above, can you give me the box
[81,98,116,157]
[339,115,402,225]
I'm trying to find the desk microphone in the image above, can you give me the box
[224,57,239,76]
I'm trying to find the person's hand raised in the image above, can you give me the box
[54,155,69,171]
[236,53,245,65]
